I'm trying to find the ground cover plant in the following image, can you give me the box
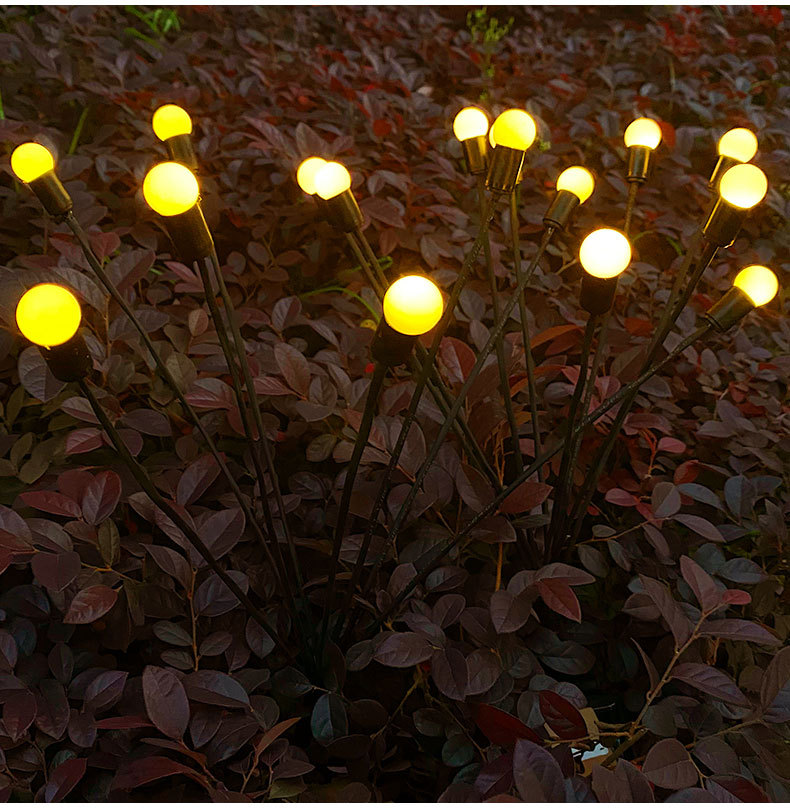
[0,4,788,803]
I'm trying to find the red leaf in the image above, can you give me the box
[81,471,122,525]
[537,579,581,622]
[113,756,206,792]
[43,757,87,802]
[143,666,190,739]
[95,715,154,729]
[373,118,392,137]
[20,491,81,519]
[500,481,553,515]
[538,690,586,739]
[473,704,540,747]
[64,585,118,625]
[721,589,751,605]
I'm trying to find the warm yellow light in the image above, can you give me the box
[152,104,193,141]
[579,228,631,279]
[491,109,537,152]
[733,265,778,307]
[10,143,55,183]
[623,118,662,150]
[314,161,352,201]
[717,128,758,162]
[142,162,200,216]
[296,157,327,195]
[16,284,81,348]
[556,166,595,204]
[382,275,444,336]
[453,107,489,142]
[719,163,767,209]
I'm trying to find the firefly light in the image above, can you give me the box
[297,157,327,195]
[733,265,778,307]
[453,107,489,142]
[10,142,55,183]
[314,162,352,201]
[491,109,537,152]
[16,283,81,348]
[579,228,631,279]
[719,163,768,209]
[382,275,444,336]
[718,128,758,163]
[556,166,595,204]
[623,118,662,150]
[152,104,193,141]
[143,162,200,216]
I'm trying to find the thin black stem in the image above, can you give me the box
[320,362,388,648]
[566,240,717,544]
[377,323,712,623]
[79,379,287,652]
[548,314,597,554]
[345,232,385,299]
[63,213,283,591]
[353,227,390,292]
[482,178,522,475]
[624,181,640,237]
[206,251,303,589]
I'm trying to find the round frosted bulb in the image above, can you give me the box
[719,163,767,209]
[143,162,200,216]
[623,118,662,150]
[296,157,327,195]
[11,142,55,183]
[383,275,444,336]
[579,229,631,279]
[152,104,193,141]
[556,166,595,204]
[717,128,758,162]
[491,109,537,152]
[314,162,352,201]
[733,265,778,307]
[453,107,489,142]
[16,284,81,348]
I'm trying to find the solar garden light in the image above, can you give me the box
[142,161,214,262]
[10,143,72,217]
[705,265,779,332]
[452,106,490,175]
[578,227,632,315]
[702,163,768,247]
[709,127,758,190]
[313,160,363,233]
[486,108,537,192]
[15,283,90,382]
[152,104,198,171]
[623,117,662,184]
[544,166,595,230]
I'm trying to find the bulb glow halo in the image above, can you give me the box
[152,104,193,141]
[733,265,778,307]
[15,284,82,348]
[579,228,632,279]
[717,128,758,162]
[719,163,767,209]
[453,107,489,142]
[623,118,662,150]
[314,162,352,201]
[382,275,444,336]
[491,109,537,152]
[296,157,327,195]
[10,142,55,183]
[556,166,595,204]
[143,162,200,217]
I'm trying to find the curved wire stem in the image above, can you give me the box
[320,361,388,648]
[376,322,713,625]
[63,213,285,594]
[79,379,288,653]
[624,180,640,236]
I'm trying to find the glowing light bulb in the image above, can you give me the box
[143,162,200,216]
[16,284,81,348]
[383,275,444,336]
[719,163,767,209]
[453,107,489,142]
[623,118,662,150]
[152,104,193,141]
[579,228,631,279]
[314,161,352,201]
[717,128,758,163]
[296,157,327,195]
[556,166,595,204]
[10,143,55,183]
[733,265,778,307]
[491,109,537,151]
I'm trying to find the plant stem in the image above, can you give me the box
[79,379,287,652]
[321,361,388,648]
[624,180,639,237]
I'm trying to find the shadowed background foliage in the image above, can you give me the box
[0,4,788,802]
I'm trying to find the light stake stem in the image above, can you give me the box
[78,379,288,654]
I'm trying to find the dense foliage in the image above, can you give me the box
[0,4,788,802]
